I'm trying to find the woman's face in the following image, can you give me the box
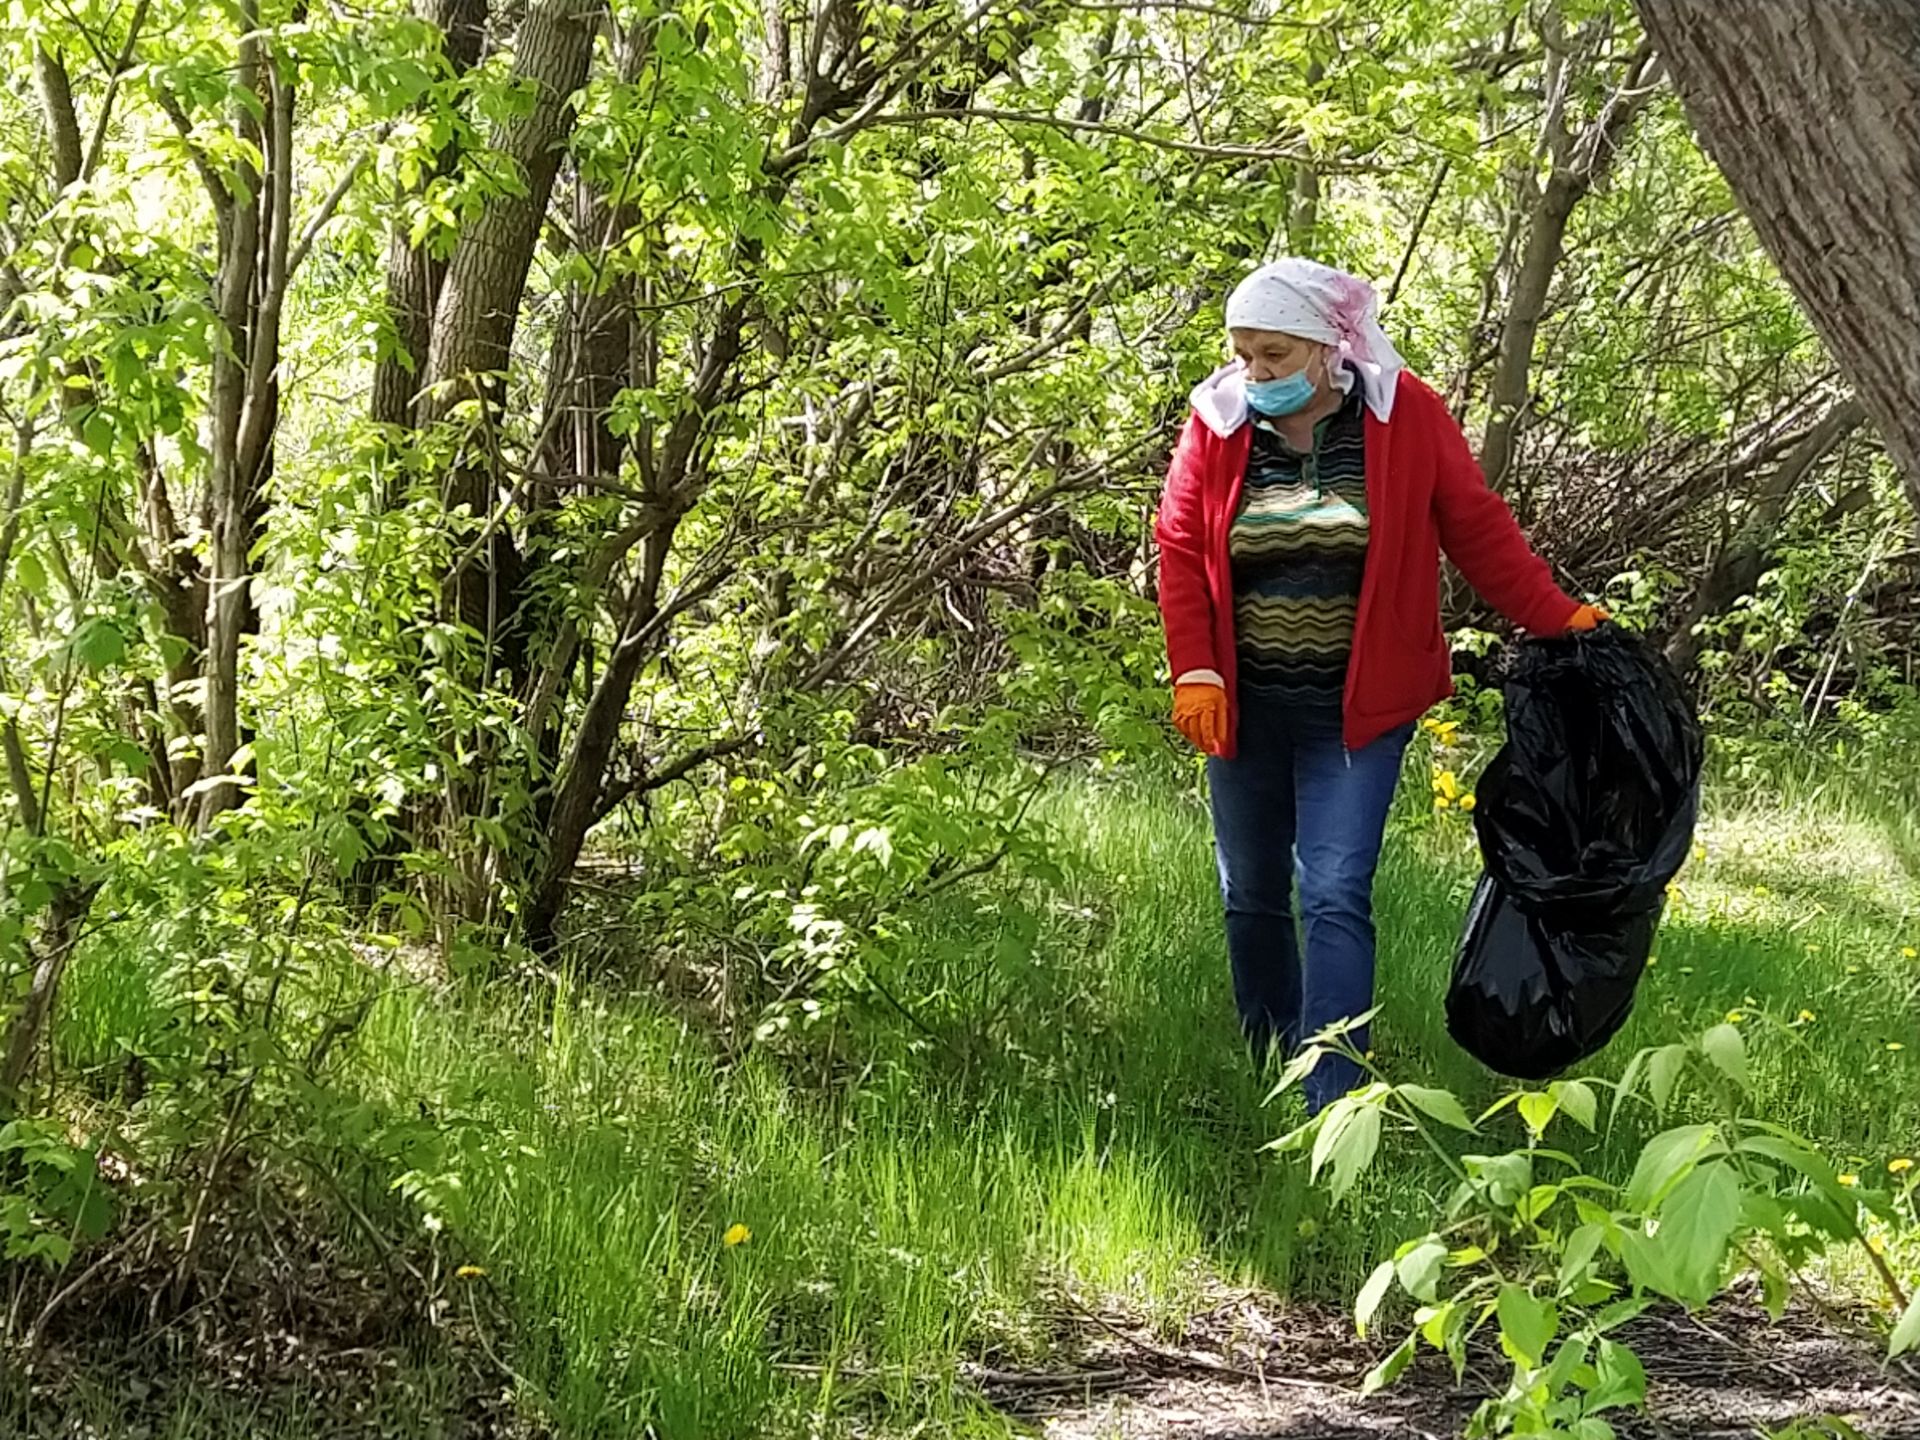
[1230,327,1327,385]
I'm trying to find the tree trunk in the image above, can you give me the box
[1635,0,1920,518]
[1479,34,1660,497]
[198,16,264,828]
[32,45,83,193]
[371,0,490,432]
[520,304,749,955]
[423,0,605,646]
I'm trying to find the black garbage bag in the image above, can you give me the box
[1446,626,1704,1080]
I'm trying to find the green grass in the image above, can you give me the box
[46,750,1920,1437]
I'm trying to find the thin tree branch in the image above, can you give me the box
[854,107,1332,164]
[77,0,152,185]
[1386,159,1450,307]
[977,276,1116,381]
[287,142,380,281]
[152,88,233,219]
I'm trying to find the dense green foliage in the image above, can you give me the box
[0,0,1915,1433]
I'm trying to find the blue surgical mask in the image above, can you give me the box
[1243,368,1316,416]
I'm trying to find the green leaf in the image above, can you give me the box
[1311,1099,1381,1202]
[1612,1048,1648,1125]
[1396,1239,1448,1305]
[1398,1084,1475,1131]
[14,552,46,598]
[1700,1023,1749,1090]
[1788,1188,1861,1244]
[1557,1223,1606,1297]
[1471,1152,1534,1209]
[1626,1124,1722,1211]
[1738,1128,1845,1195]
[70,618,126,672]
[1355,1260,1395,1336]
[81,409,115,454]
[1360,1335,1416,1395]
[1647,1160,1743,1306]
[1553,1080,1598,1131]
[1518,1090,1560,1138]
[1418,1299,1460,1351]
[1892,1292,1920,1358]
[1496,1284,1557,1367]
[1541,1334,1591,1396]
[1647,1044,1689,1114]
[1586,1338,1647,1412]
[1264,1047,1323,1105]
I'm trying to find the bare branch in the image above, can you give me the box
[590,733,755,825]
[1386,159,1450,307]
[976,276,1116,382]
[152,88,234,218]
[287,140,382,280]
[3,720,41,835]
[1057,0,1322,25]
[77,0,152,185]
[851,107,1331,164]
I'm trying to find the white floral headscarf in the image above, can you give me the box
[1222,258,1405,423]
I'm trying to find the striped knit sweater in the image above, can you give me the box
[1228,380,1369,701]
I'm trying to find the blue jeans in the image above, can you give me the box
[1207,692,1411,1111]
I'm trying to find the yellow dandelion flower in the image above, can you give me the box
[1840,1174,1859,1187]
[723,1223,752,1247]
[1869,1233,1887,1255]
[1904,948,1918,960]
[1434,770,1460,801]
[1725,1010,1744,1024]
[1434,796,1452,811]
[1889,1042,1907,1053]
[1889,1158,1913,1175]
[456,1265,488,1280]
[1460,794,1477,813]
[1752,884,1771,898]
[1798,1010,1816,1024]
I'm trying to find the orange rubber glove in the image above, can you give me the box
[1172,682,1228,756]
[1566,603,1610,633]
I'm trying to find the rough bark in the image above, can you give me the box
[423,0,605,645]
[370,0,490,431]
[1634,0,1920,518]
[1665,397,1866,674]
[32,45,83,193]
[521,301,749,954]
[198,15,264,827]
[510,179,634,705]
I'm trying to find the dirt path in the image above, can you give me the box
[990,1291,1920,1439]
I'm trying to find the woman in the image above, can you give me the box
[1154,259,1604,1112]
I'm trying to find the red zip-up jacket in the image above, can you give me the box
[1154,370,1580,757]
